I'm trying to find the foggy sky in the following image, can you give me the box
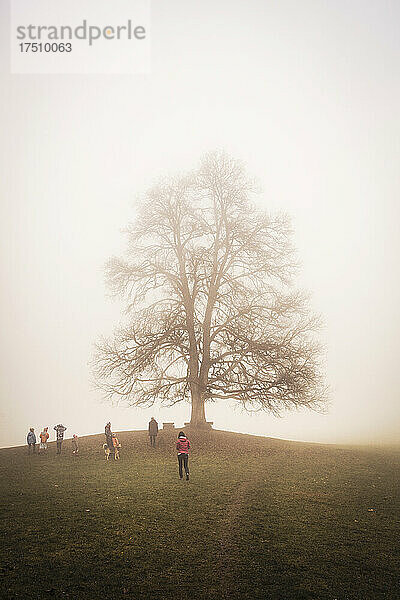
[1,0,399,448]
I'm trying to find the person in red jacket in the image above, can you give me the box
[176,431,190,481]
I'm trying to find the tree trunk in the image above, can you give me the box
[190,389,206,426]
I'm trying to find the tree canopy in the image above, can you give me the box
[93,152,327,425]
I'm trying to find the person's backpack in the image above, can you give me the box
[177,438,190,453]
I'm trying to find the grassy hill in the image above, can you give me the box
[0,428,399,600]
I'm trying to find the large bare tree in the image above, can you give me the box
[93,152,326,426]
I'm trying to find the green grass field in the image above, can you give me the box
[0,429,399,600]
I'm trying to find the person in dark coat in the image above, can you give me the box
[148,417,158,447]
[105,422,114,459]
[54,424,67,454]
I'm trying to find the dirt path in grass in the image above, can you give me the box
[216,476,256,599]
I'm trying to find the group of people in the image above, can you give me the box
[26,425,77,455]
[104,421,121,459]
[26,417,191,480]
[106,419,190,480]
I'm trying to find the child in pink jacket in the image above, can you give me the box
[176,431,190,481]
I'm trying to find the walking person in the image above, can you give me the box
[105,422,114,460]
[176,431,190,481]
[54,424,67,454]
[27,428,36,454]
[39,427,49,454]
[72,434,79,454]
[148,417,158,447]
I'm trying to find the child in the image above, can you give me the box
[27,428,36,453]
[39,427,49,453]
[176,431,190,481]
[72,434,79,454]
[112,434,121,459]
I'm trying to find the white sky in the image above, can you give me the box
[1,0,399,447]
